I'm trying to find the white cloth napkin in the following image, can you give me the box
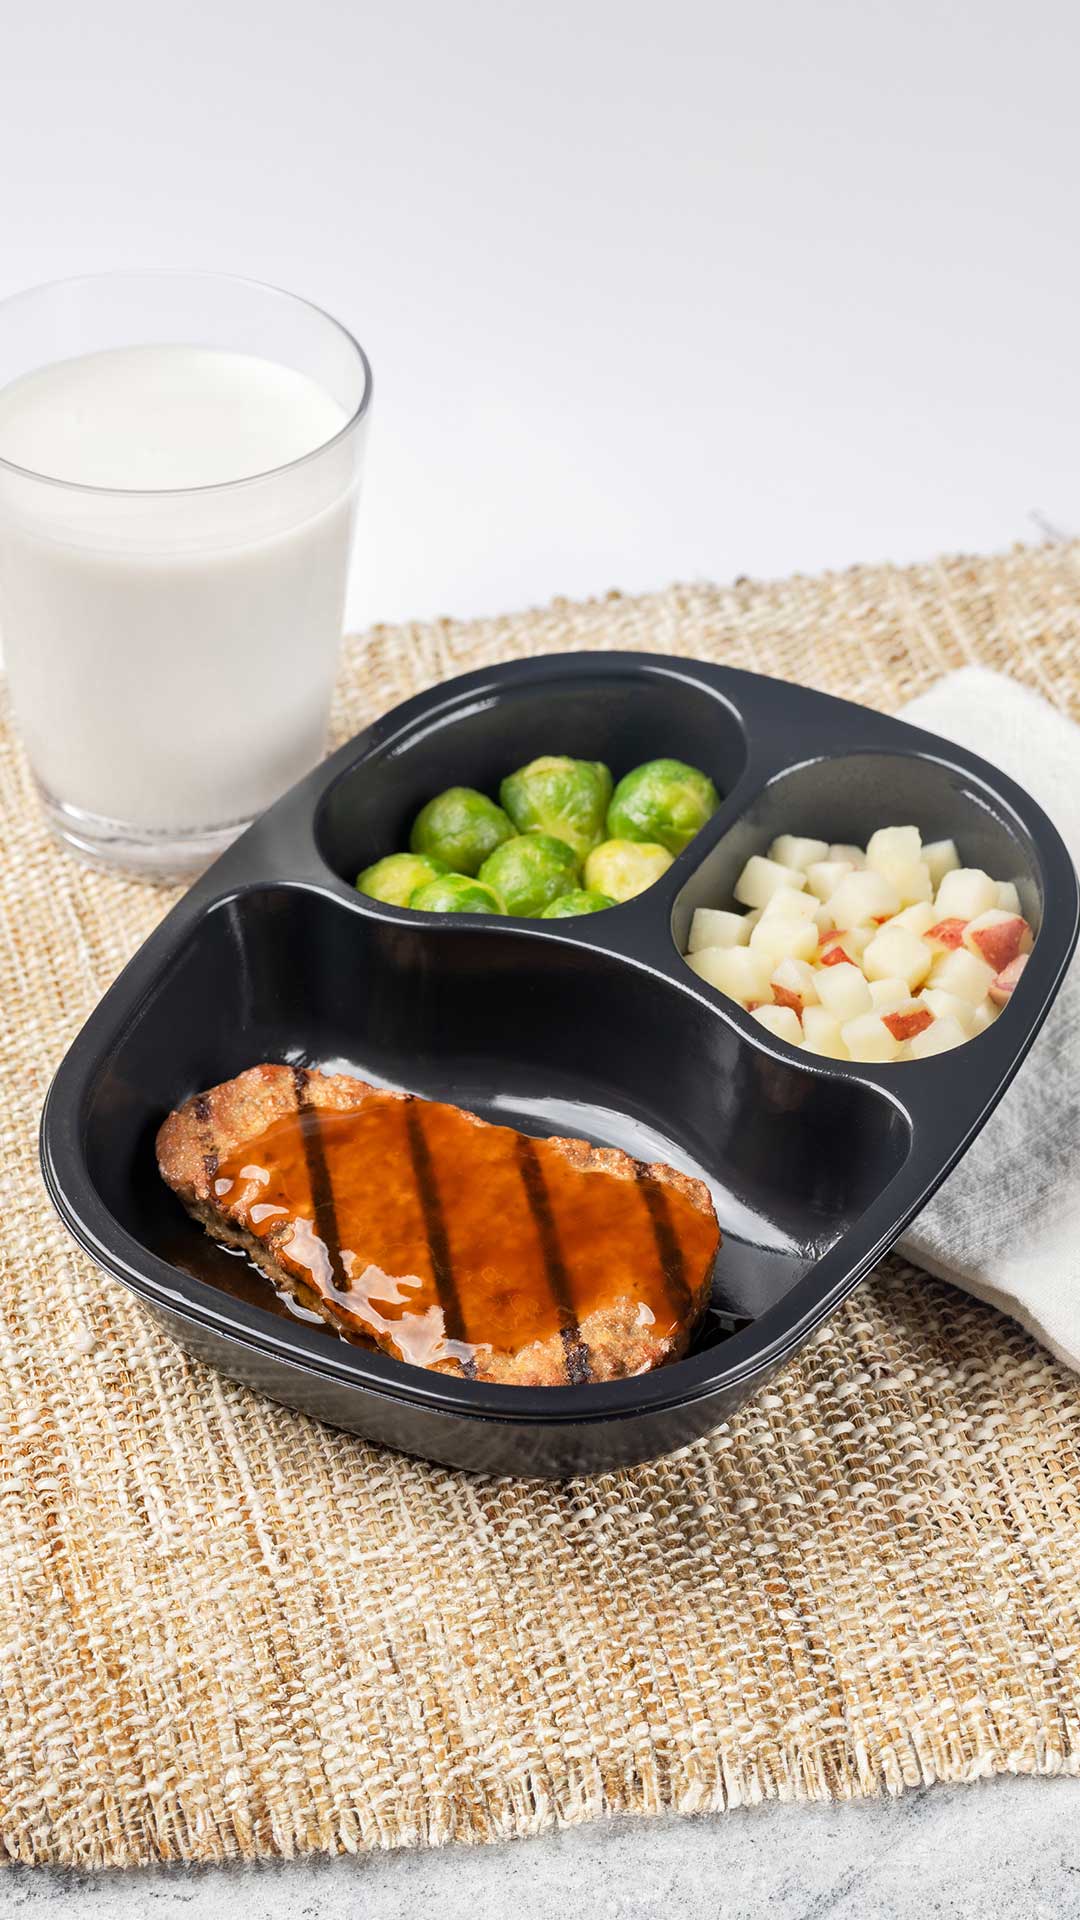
[897,667,1080,1370]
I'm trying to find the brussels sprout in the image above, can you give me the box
[606,758,719,854]
[540,889,616,918]
[584,839,673,902]
[478,834,579,917]
[409,786,514,876]
[356,851,449,906]
[408,873,505,914]
[500,756,613,860]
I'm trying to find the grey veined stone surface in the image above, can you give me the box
[3,1774,1078,1919]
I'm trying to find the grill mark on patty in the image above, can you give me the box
[515,1136,593,1385]
[636,1167,694,1325]
[403,1098,476,1376]
[290,1064,345,1291]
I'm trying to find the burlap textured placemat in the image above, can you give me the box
[3,545,1080,1869]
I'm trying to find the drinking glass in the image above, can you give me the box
[0,272,372,878]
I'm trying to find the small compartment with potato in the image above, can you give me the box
[674,750,1043,1064]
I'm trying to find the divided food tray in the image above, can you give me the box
[40,653,1078,1478]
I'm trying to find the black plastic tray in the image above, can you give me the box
[40,652,1078,1478]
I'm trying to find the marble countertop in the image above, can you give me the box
[5,1773,1076,1918]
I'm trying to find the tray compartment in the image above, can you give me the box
[316,659,748,890]
[80,881,911,1351]
[673,747,1044,954]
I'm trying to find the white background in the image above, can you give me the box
[3,0,1079,633]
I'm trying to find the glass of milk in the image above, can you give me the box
[0,273,371,878]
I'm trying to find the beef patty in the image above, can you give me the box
[156,1064,720,1387]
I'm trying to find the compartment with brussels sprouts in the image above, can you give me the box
[355,750,719,919]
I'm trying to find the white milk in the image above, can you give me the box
[0,346,361,845]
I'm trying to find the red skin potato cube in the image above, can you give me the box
[771,983,804,1013]
[989,953,1028,1005]
[882,1007,934,1042]
[969,916,1029,973]
[819,936,851,967]
[927,918,968,950]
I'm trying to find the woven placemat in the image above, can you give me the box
[3,545,1080,1868]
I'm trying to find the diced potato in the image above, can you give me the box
[989,953,1028,1004]
[925,917,968,952]
[771,956,820,1011]
[805,859,854,902]
[826,869,901,929]
[818,926,872,965]
[801,1006,849,1058]
[687,946,772,1002]
[816,961,872,1020]
[866,825,922,869]
[768,834,829,872]
[872,856,933,908]
[688,907,749,953]
[934,867,998,920]
[869,977,910,1012]
[923,838,961,889]
[880,1002,934,1042]
[962,909,1031,972]
[928,947,997,1004]
[841,1012,903,1063]
[890,902,937,936]
[716,822,1022,1064]
[862,925,933,991]
[748,917,820,965]
[918,987,976,1033]
[910,1015,967,1058]
[734,854,805,910]
[760,885,821,923]
[750,1003,803,1044]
